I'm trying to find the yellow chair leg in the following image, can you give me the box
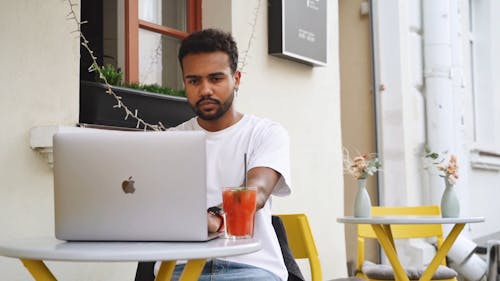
[155,261,177,281]
[20,259,57,281]
[178,259,206,281]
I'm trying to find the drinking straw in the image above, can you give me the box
[244,153,248,188]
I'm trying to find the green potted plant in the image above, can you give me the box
[80,64,195,130]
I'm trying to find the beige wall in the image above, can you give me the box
[0,1,136,280]
[0,0,346,279]
[338,0,378,273]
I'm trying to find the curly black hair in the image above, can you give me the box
[178,28,239,73]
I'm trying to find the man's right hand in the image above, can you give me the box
[207,206,224,233]
[207,213,223,233]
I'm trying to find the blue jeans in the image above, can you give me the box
[170,259,282,281]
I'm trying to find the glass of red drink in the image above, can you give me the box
[222,187,257,239]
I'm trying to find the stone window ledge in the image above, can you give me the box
[30,125,84,168]
[30,125,136,167]
[470,148,500,171]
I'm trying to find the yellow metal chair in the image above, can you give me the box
[277,214,365,281]
[356,206,458,281]
[277,214,323,281]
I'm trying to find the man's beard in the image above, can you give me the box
[192,91,235,121]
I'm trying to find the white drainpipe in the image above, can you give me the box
[423,1,486,279]
[423,0,454,203]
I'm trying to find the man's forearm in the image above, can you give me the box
[246,167,280,209]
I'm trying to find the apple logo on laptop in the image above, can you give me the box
[121,176,136,194]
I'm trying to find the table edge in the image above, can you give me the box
[0,238,262,262]
[336,216,485,224]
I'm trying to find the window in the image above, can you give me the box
[467,0,500,169]
[79,0,201,129]
[468,0,499,150]
[125,0,202,89]
[80,0,201,87]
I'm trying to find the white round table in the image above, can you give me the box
[337,216,484,281]
[0,237,261,280]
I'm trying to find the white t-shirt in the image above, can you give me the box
[171,114,291,280]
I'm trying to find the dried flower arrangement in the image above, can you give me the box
[343,148,381,180]
[425,151,459,185]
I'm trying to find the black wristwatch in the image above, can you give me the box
[207,206,225,232]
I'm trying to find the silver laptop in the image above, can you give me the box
[53,129,216,241]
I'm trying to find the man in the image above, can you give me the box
[169,28,291,280]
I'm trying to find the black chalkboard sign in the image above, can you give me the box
[268,0,327,66]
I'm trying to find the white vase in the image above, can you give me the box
[354,179,371,217]
[441,178,460,218]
